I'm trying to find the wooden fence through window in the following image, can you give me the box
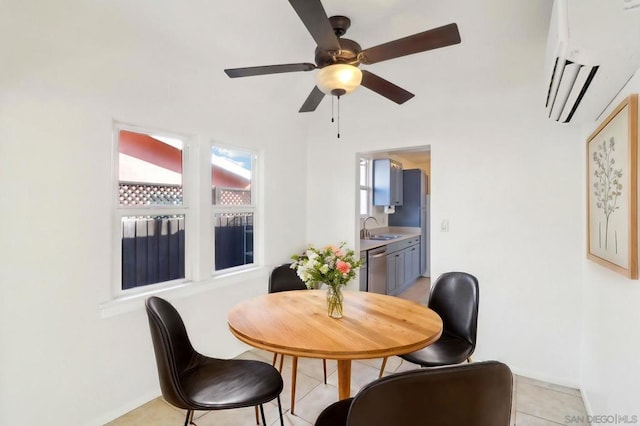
[121,216,185,289]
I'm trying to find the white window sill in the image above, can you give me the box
[98,266,268,318]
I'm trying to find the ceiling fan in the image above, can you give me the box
[224,0,462,113]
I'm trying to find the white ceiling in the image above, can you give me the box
[3,0,554,128]
[202,0,554,154]
[200,0,554,119]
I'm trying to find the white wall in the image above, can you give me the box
[2,0,638,423]
[0,2,309,424]
[306,83,585,386]
[580,69,640,416]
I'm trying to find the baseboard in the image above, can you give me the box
[471,356,581,390]
[580,388,594,417]
[508,365,581,390]
[87,388,161,426]
[87,346,253,425]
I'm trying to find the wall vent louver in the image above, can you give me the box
[545,57,599,123]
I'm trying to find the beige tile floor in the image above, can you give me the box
[108,278,589,426]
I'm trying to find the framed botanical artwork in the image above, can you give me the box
[587,94,638,279]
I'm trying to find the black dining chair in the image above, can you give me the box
[378,271,479,377]
[145,296,284,426]
[315,361,513,426]
[268,263,328,415]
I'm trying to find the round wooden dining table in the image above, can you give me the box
[227,289,443,400]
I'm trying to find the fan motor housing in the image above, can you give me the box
[315,38,362,68]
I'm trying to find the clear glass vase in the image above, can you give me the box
[326,285,344,319]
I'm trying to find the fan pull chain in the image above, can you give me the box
[337,95,340,139]
[331,96,334,123]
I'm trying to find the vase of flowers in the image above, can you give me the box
[326,285,344,318]
[291,242,362,319]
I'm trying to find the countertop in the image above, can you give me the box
[360,227,421,252]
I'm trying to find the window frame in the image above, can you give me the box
[210,142,259,276]
[359,158,372,218]
[111,121,194,299]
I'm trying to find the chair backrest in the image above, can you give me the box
[346,361,513,426]
[145,296,198,409]
[269,263,307,293]
[428,271,479,348]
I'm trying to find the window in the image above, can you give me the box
[359,158,371,216]
[114,124,190,294]
[111,123,260,301]
[211,145,257,273]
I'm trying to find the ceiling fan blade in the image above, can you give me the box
[299,86,325,112]
[360,70,415,104]
[360,23,461,65]
[288,0,341,51]
[224,63,316,78]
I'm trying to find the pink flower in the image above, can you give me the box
[336,260,350,275]
[330,246,344,256]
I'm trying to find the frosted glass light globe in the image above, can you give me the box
[316,64,363,95]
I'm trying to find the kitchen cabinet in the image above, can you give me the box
[386,250,404,294]
[408,243,420,283]
[373,159,403,206]
[388,169,428,276]
[385,236,420,295]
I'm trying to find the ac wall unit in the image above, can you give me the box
[545,0,640,123]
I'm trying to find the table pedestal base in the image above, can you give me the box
[337,359,352,400]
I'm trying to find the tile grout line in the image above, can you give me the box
[517,411,567,425]
[526,382,583,398]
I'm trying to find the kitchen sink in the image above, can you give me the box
[368,234,402,241]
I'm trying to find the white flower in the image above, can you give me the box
[291,242,362,289]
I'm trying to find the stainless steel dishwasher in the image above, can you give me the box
[359,252,367,291]
[367,246,387,294]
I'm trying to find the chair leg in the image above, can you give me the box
[291,356,298,415]
[279,353,285,372]
[254,406,259,424]
[276,395,284,426]
[378,357,388,379]
[272,352,278,366]
[183,410,194,426]
[322,359,327,384]
[259,404,267,425]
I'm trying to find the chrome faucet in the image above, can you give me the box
[361,216,378,239]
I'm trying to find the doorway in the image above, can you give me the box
[357,146,431,278]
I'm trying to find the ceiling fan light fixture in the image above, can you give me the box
[316,64,362,95]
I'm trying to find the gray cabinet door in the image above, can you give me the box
[400,244,420,288]
[386,250,405,294]
[403,247,413,287]
[395,251,405,291]
[386,254,396,294]
[373,159,404,206]
[409,244,421,282]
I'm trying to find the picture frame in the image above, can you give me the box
[586,94,638,279]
